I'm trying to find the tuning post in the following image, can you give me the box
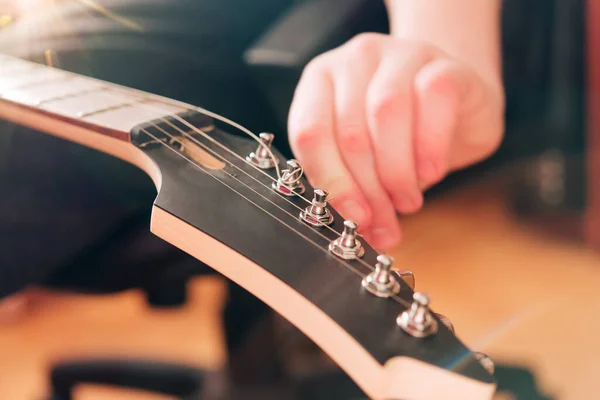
[300,188,334,227]
[246,132,278,169]
[272,159,305,196]
[168,137,185,152]
[362,254,400,297]
[397,292,438,338]
[474,352,495,375]
[329,220,365,260]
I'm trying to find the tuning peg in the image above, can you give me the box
[474,352,495,375]
[397,292,438,338]
[246,132,278,169]
[272,159,305,196]
[362,254,400,297]
[329,220,365,260]
[435,313,454,333]
[300,188,334,226]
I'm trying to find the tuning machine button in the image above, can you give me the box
[397,292,438,338]
[329,220,365,260]
[247,132,278,169]
[300,189,334,227]
[362,254,400,297]
[474,352,495,375]
[272,159,305,196]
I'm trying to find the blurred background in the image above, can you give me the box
[0,0,598,399]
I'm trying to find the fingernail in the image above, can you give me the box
[370,227,400,249]
[394,194,423,214]
[419,159,437,181]
[338,200,367,225]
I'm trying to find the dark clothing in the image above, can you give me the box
[0,0,291,298]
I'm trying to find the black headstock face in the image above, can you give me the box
[130,110,495,391]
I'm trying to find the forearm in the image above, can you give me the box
[385,0,503,91]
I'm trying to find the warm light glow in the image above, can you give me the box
[44,48,59,68]
[0,14,13,27]
[15,0,46,12]
[77,0,142,31]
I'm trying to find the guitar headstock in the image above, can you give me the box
[130,109,497,400]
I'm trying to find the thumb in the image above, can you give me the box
[414,59,504,188]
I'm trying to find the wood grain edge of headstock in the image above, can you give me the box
[149,206,496,400]
[381,356,496,400]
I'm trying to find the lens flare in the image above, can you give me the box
[77,0,142,31]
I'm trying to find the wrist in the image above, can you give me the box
[385,0,503,99]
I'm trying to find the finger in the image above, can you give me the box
[448,71,505,171]
[413,58,461,188]
[365,46,435,214]
[288,58,372,229]
[331,38,401,248]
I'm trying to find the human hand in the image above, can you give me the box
[288,33,504,249]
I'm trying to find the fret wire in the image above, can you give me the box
[77,98,148,118]
[1,74,71,94]
[139,126,412,310]
[36,86,110,106]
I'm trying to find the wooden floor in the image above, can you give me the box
[0,278,228,400]
[1,175,600,399]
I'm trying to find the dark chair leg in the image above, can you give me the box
[48,358,207,400]
[224,280,283,384]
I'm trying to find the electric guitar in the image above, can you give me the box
[0,53,495,399]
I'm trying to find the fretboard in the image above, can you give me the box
[0,53,188,139]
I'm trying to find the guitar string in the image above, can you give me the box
[148,121,369,264]
[140,103,418,303]
[135,97,313,205]
[51,83,354,246]
[158,114,359,240]
[114,97,373,245]
[131,100,416,305]
[0,57,281,179]
[139,126,412,309]
[152,120,414,307]
[152,115,349,236]
[2,67,391,280]
[131,100,397,278]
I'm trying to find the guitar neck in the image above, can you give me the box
[0,53,188,142]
